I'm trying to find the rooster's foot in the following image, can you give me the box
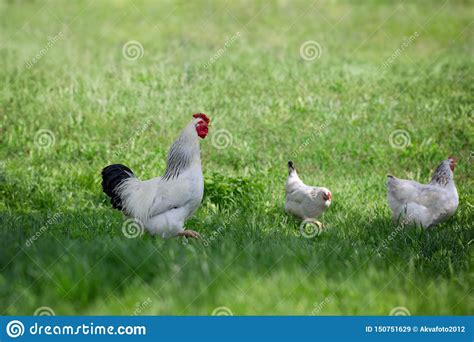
[177,230,202,239]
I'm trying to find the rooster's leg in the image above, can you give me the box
[177,230,202,239]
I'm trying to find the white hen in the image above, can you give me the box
[102,113,210,239]
[285,161,332,226]
[387,157,458,228]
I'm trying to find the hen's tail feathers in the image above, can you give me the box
[101,164,134,210]
[386,175,395,188]
[288,160,295,175]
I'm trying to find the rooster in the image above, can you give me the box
[387,157,458,228]
[101,113,210,239]
[285,161,332,227]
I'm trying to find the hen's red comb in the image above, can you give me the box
[193,113,210,124]
[448,156,455,161]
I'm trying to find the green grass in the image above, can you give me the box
[0,0,473,315]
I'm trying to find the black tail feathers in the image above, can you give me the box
[101,164,134,210]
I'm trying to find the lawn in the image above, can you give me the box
[0,0,473,315]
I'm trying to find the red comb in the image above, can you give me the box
[193,113,210,124]
[448,156,455,161]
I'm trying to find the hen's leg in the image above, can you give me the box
[177,230,202,239]
[314,220,324,229]
[304,218,324,229]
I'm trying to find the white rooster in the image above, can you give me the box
[101,113,210,239]
[387,157,458,228]
[285,161,332,226]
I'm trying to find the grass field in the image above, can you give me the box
[0,0,473,315]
